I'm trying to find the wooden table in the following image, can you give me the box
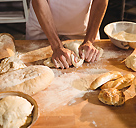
[15,39,136,128]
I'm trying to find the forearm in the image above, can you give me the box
[32,0,63,51]
[84,0,109,43]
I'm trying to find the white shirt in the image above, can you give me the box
[26,0,99,40]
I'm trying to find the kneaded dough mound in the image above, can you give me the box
[0,96,33,128]
[125,55,136,71]
[98,88,125,106]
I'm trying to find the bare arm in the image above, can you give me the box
[32,0,72,69]
[79,0,109,62]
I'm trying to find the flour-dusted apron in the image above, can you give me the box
[26,0,100,40]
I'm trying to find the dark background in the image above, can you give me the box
[0,0,136,40]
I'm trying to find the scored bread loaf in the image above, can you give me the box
[112,73,135,89]
[98,88,125,106]
[90,71,123,90]
[0,65,54,95]
[0,33,16,59]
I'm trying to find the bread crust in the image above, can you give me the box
[0,65,54,95]
[0,33,16,59]
[112,73,135,89]
[90,71,122,90]
[98,88,125,106]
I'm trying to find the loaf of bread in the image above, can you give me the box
[0,55,26,75]
[0,96,33,128]
[100,80,115,89]
[98,88,125,106]
[0,65,54,95]
[112,73,135,89]
[90,71,123,90]
[0,33,16,60]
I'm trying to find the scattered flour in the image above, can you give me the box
[33,72,100,112]
[92,120,97,127]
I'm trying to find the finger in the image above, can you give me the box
[65,52,72,66]
[86,49,95,62]
[59,55,69,69]
[52,59,60,68]
[95,50,100,61]
[91,49,98,62]
[79,48,85,60]
[57,59,65,69]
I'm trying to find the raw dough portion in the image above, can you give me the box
[44,40,103,68]
[0,96,33,128]
[0,33,16,59]
[98,88,125,106]
[0,55,26,75]
[0,65,54,95]
[125,54,136,71]
[113,31,136,41]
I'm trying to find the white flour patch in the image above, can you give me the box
[33,72,102,112]
[92,120,97,127]
[33,72,85,112]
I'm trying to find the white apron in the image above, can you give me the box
[26,0,100,40]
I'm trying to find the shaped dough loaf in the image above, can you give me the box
[44,41,103,68]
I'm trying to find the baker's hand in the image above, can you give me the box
[52,47,76,69]
[79,41,100,62]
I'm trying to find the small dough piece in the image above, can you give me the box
[98,88,125,106]
[90,71,123,90]
[125,54,136,71]
[112,73,135,89]
[0,65,54,95]
[100,80,115,89]
[0,96,33,128]
[0,33,16,59]
[0,55,26,75]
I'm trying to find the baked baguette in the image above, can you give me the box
[112,73,135,89]
[100,80,115,89]
[0,33,16,59]
[98,88,125,106]
[90,71,122,90]
[0,65,54,95]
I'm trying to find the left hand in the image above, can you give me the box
[78,41,100,62]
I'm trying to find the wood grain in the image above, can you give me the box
[15,39,136,128]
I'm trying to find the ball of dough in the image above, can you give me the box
[0,96,33,128]
[125,55,136,71]
[98,88,125,106]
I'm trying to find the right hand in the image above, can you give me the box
[52,47,76,69]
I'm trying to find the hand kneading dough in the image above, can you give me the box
[0,65,54,95]
[0,96,33,128]
[0,55,26,75]
[90,71,123,90]
[125,54,136,71]
[0,33,16,59]
[98,88,125,106]
[44,40,103,68]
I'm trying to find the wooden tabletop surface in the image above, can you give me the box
[15,39,136,128]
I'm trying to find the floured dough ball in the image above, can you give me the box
[125,54,136,71]
[0,55,26,75]
[0,96,34,128]
[98,88,125,106]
